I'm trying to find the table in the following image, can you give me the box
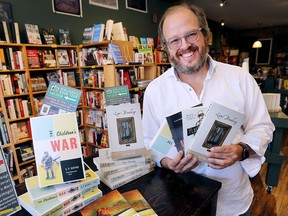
[265,112,288,192]
[15,156,221,216]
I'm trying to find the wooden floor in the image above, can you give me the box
[250,129,288,216]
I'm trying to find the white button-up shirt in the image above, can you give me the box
[142,56,275,216]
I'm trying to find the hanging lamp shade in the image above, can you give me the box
[252,40,262,48]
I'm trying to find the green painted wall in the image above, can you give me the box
[6,0,172,44]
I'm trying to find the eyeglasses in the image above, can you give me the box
[164,28,202,50]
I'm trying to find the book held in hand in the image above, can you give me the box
[187,102,244,162]
[30,112,86,187]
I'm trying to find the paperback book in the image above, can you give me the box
[0,145,22,216]
[30,112,86,187]
[187,102,245,162]
[25,163,100,207]
[106,103,146,160]
[108,43,125,64]
[38,82,82,116]
[25,23,42,44]
[80,189,138,216]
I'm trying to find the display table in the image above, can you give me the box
[15,156,221,216]
[265,112,288,192]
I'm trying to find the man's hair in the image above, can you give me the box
[158,3,210,49]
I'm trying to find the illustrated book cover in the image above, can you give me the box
[24,23,42,44]
[80,189,138,216]
[42,28,56,44]
[92,23,105,42]
[39,82,82,116]
[106,103,146,160]
[25,163,100,207]
[0,146,22,216]
[30,112,86,187]
[187,102,245,162]
[82,26,93,44]
[108,43,125,64]
[122,189,157,216]
[58,29,71,45]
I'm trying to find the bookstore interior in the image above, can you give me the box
[0,0,288,215]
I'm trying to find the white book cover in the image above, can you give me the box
[182,106,209,155]
[30,112,85,187]
[106,103,146,160]
[188,102,245,162]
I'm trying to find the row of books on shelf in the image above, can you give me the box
[20,164,36,182]
[0,20,21,44]
[15,142,34,163]
[0,47,24,70]
[5,97,32,120]
[0,111,10,144]
[88,129,109,149]
[10,120,32,143]
[3,147,14,174]
[0,73,29,96]
[82,68,104,88]
[27,48,77,69]
[83,90,105,109]
[80,46,113,66]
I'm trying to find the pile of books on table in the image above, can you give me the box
[18,163,103,216]
[94,148,155,190]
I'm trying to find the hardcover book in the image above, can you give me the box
[106,103,146,160]
[57,49,70,67]
[30,112,86,187]
[187,102,245,162]
[122,189,157,216]
[82,26,93,44]
[92,23,105,42]
[58,29,71,45]
[80,189,138,216]
[42,28,56,44]
[108,43,125,64]
[38,82,81,116]
[24,24,42,44]
[25,163,100,207]
[0,145,22,216]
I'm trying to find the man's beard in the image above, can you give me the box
[169,45,208,74]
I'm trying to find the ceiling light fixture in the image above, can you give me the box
[252,40,262,48]
[221,20,225,26]
[220,0,226,7]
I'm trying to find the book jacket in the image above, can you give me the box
[39,82,82,116]
[30,112,85,187]
[0,146,21,216]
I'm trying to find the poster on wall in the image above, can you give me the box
[126,0,147,13]
[52,0,83,17]
[0,2,13,21]
[89,0,118,10]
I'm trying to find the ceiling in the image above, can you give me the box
[179,0,288,30]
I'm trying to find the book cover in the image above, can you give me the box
[166,111,184,154]
[38,82,81,116]
[122,189,157,216]
[80,189,138,216]
[112,22,126,41]
[58,29,71,45]
[137,44,154,64]
[30,112,85,187]
[188,102,245,162]
[19,186,102,216]
[92,23,105,42]
[0,146,22,216]
[42,28,56,44]
[82,26,93,44]
[148,119,178,160]
[26,49,41,68]
[108,43,125,64]
[25,163,100,207]
[57,49,70,67]
[63,71,77,87]
[182,106,208,155]
[46,71,61,84]
[106,103,146,160]
[42,50,57,68]
[24,23,42,44]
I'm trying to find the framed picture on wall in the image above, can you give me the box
[255,38,273,65]
[52,0,83,17]
[0,1,13,21]
[126,0,147,13]
[89,0,118,10]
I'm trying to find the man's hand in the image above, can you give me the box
[206,144,243,169]
[160,151,199,173]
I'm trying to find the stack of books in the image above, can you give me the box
[94,148,155,190]
[18,163,103,216]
